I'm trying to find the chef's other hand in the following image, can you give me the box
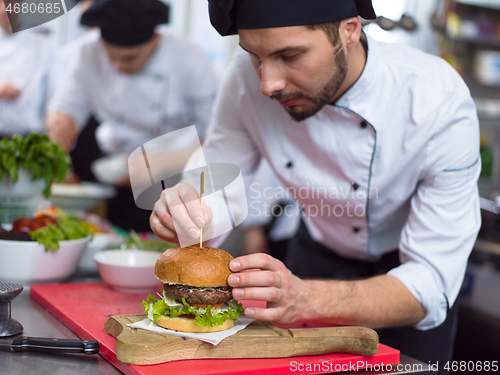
[150,182,213,243]
[0,81,21,100]
[46,111,79,152]
[228,253,307,324]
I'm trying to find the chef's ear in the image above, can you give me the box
[342,17,362,49]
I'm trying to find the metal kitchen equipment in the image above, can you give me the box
[0,282,24,337]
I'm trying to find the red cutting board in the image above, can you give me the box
[30,283,400,375]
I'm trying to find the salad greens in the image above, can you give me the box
[0,133,71,198]
[142,293,244,328]
[29,217,91,252]
[124,230,176,251]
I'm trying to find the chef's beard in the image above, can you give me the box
[274,45,348,122]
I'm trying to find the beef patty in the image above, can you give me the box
[163,284,233,305]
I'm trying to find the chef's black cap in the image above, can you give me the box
[81,0,169,46]
[209,0,376,37]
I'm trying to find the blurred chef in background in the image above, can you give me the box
[46,0,217,231]
[0,0,61,138]
[58,0,100,184]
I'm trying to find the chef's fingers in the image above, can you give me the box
[202,204,213,226]
[231,286,282,303]
[162,183,201,240]
[177,181,212,230]
[242,305,286,322]
[230,253,283,273]
[153,189,171,223]
[152,192,183,235]
[228,270,282,289]
[150,211,178,243]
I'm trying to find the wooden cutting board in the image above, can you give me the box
[105,314,379,365]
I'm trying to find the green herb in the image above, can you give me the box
[124,230,176,251]
[0,133,71,198]
[143,294,244,328]
[28,217,91,252]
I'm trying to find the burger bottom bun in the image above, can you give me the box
[156,316,235,333]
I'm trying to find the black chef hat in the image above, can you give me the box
[209,0,376,37]
[81,0,169,46]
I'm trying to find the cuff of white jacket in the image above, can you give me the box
[387,262,449,331]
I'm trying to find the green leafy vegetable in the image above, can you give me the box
[124,230,176,251]
[29,217,91,252]
[143,294,244,328]
[0,133,71,198]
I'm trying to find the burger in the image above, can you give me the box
[142,245,244,333]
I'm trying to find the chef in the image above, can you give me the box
[46,0,217,231]
[150,0,480,371]
[0,0,60,138]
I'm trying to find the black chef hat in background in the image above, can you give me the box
[81,0,169,46]
[209,0,376,37]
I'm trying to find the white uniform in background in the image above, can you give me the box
[49,28,217,155]
[0,29,60,135]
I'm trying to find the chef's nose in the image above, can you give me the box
[260,63,286,97]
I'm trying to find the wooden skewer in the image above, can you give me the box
[199,171,205,248]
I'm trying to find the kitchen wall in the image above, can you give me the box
[365,0,439,54]
[431,1,500,370]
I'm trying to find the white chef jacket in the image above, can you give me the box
[243,159,300,242]
[49,29,217,154]
[0,28,60,135]
[188,34,481,330]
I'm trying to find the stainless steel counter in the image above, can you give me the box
[0,284,434,375]
[0,288,120,375]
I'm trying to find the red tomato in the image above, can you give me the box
[11,217,32,233]
[38,215,58,226]
[11,215,59,233]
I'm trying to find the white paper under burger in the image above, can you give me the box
[127,317,254,345]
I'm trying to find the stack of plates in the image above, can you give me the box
[49,182,116,211]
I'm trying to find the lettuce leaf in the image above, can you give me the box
[28,217,91,252]
[142,294,244,328]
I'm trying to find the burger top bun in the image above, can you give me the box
[155,245,234,287]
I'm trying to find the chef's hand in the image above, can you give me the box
[0,81,21,100]
[150,182,213,243]
[46,112,79,152]
[228,253,308,324]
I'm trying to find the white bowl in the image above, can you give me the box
[0,236,91,285]
[77,233,124,272]
[91,154,128,185]
[49,182,116,211]
[94,250,162,293]
[0,170,45,225]
[0,169,44,199]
